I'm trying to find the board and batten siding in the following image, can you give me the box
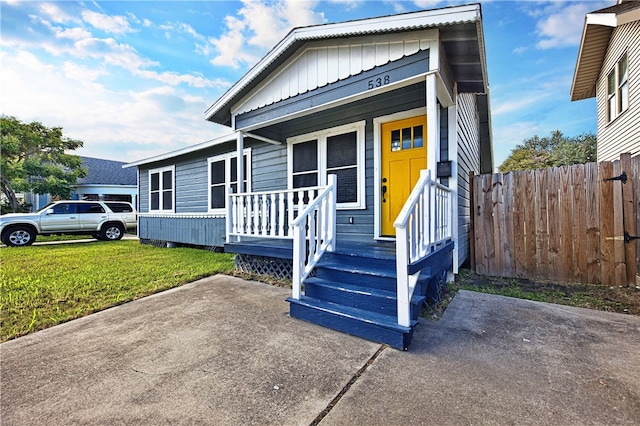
[235,31,437,116]
[456,92,481,267]
[596,20,640,162]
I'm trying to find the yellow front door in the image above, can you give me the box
[380,115,427,237]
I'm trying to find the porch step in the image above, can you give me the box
[304,277,425,319]
[287,240,455,350]
[287,296,416,351]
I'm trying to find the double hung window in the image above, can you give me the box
[288,121,365,209]
[149,166,174,212]
[607,53,629,123]
[208,149,251,212]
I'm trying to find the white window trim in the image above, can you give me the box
[287,121,366,210]
[148,165,175,213]
[207,148,252,214]
[607,53,629,124]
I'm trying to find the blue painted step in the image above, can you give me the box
[304,277,425,320]
[287,296,416,350]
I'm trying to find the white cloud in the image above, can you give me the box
[534,1,611,49]
[81,10,134,34]
[0,49,221,162]
[38,2,77,24]
[209,0,326,69]
[56,26,92,41]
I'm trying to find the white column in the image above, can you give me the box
[236,131,244,193]
[448,102,459,274]
[426,73,439,175]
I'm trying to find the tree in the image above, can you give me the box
[1,116,87,213]
[499,130,597,172]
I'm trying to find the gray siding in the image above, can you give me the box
[268,83,427,242]
[456,93,481,267]
[596,20,640,162]
[139,215,226,247]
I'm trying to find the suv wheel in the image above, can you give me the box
[2,226,36,247]
[100,223,124,241]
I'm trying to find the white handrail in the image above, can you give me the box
[226,184,327,241]
[291,174,337,300]
[394,170,452,327]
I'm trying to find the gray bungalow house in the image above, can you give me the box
[126,3,492,349]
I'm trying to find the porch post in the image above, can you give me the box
[426,73,439,175]
[236,131,244,193]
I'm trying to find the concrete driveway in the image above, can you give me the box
[1,275,639,425]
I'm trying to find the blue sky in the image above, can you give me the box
[0,0,612,167]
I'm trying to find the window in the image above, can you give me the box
[78,203,105,214]
[607,53,629,123]
[51,202,77,214]
[288,121,366,209]
[149,166,174,212]
[208,149,252,212]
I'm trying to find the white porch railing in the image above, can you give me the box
[227,183,325,240]
[226,175,337,300]
[394,170,452,327]
[291,175,337,300]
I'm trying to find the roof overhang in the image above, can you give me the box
[205,3,487,128]
[571,2,640,101]
[123,133,237,168]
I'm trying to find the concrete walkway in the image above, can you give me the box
[1,275,639,425]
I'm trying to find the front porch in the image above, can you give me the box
[225,170,454,350]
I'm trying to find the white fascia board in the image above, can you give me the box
[123,133,236,168]
[205,4,480,121]
[585,12,617,27]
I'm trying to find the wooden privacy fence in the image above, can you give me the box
[471,153,640,287]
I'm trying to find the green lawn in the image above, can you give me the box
[0,240,235,342]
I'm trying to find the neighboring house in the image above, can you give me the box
[571,0,640,162]
[73,157,138,208]
[25,156,138,211]
[126,4,492,349]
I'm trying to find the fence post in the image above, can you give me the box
[469,171,476,272]
[620,153,637,287]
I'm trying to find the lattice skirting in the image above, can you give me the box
[140,238,167,248]
[139,239,222,252]
[235,253,293,280]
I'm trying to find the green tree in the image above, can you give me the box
[499,130,597,172]
[1,116,87,213]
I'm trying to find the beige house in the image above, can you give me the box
[571,0,640,162]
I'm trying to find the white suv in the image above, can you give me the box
[0,201,137,247]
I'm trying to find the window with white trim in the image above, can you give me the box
[287,121,366,209]
[607,53,629,123]
[207,149,252,212]
[149,166,174,212]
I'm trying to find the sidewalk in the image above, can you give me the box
[1,275,639,425]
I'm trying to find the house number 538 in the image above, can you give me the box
[368,75,390,90]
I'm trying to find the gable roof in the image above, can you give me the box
[205,3,487,127]
[571,0,640,101]
[78,156,137,185]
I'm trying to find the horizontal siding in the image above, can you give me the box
[139,215,226,247]
[456,93,481,267]
[597,20,640,162]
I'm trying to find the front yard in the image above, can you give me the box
[0,241,234,342]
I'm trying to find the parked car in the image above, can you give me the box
[0,201,137,247]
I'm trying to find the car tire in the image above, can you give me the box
[1,226,36,247]
[100,223,124,241]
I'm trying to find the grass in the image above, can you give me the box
[422,269,640,320]
[0,240,234,342]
